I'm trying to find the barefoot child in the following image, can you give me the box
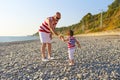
[61,30,81,65]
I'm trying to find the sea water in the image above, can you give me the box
[0,36,39,42]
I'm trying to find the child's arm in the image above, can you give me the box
[64,38,69,42]
[75,39,81,48]
[61,36,68,42]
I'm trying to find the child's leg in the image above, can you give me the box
[69,59,74,65]
[68,48,75,65]
[71,59,74,65]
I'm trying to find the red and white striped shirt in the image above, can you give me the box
[67,36,76,48]
[39,17,57,33]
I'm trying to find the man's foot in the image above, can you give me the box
[42,58,49,62]
[48,57,55,60]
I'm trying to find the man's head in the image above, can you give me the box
[55,12,61,21]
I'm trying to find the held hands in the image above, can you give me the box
[58,34,64,41]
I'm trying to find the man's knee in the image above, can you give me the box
[42,43,46,47]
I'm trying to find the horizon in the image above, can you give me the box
[0,0,114,36]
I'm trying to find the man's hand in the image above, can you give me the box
[50,34,52,40]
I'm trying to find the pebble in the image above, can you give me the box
[0,36,120,79]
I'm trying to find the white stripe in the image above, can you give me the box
[39,26,50,32]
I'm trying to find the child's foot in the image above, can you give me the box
[69,63,75,66]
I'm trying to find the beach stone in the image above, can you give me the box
[62,77,68,80]
[0,36,120,79]
[77,73,82,79]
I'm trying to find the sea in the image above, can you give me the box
[0,36,39,42]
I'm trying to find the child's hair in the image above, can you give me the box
[69,30,74,36]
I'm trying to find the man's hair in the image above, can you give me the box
[69,30,74,36]
[56,12,61,15]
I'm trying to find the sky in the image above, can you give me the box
[0,0,114,36]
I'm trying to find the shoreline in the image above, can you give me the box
[0,36,39,43]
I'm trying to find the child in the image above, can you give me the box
[61,30,81,65]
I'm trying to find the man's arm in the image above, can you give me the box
[47,18,59,36]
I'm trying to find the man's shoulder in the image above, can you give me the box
[46,17,53,22]
[47,16,53,19]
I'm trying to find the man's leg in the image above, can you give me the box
[41,43,46,59]
[47,43,51,58]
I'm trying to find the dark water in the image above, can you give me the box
[0,36,39,42]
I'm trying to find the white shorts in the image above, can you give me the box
[68,48,75,60]
[39,32,51,43]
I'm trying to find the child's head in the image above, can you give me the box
[68,30,74,36]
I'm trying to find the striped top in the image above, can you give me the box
[39,17,57,33]
[67,36,76,48]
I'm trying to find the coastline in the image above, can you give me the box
[0,36,39,43]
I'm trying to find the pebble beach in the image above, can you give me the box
[0,35,120,80]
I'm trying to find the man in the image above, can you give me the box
[39,12,61,61]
